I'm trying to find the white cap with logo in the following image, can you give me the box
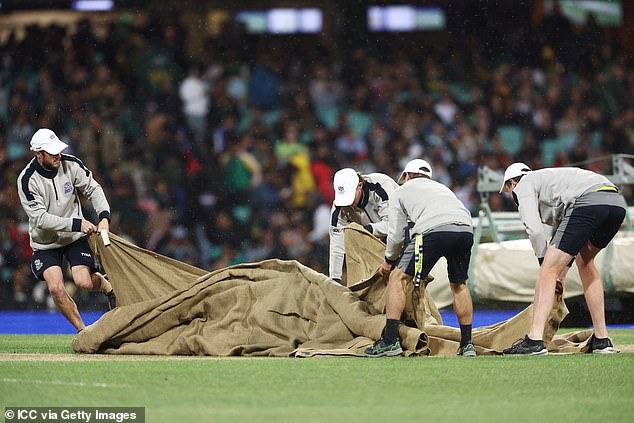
[333,168,360,207]
[30,128,68,155]
[398,159,432,184]
[500,162,531,193]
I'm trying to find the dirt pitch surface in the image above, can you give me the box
[1,345,633,361]
[0,353,262,361]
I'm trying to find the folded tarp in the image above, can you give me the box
[469,234,634,304]
[72,231,592,356]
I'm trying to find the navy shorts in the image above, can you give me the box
[31,236,98,281]
[552,191,626,256]
[396,229,473,284]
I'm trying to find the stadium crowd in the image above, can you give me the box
[1,8,633,310]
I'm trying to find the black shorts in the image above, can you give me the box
[551,192,626,256]
[31,236,98,281]
[396,229,473,284]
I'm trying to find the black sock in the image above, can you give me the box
[460,324,472,346]
[383,319,400,344]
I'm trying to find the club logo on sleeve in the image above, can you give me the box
[337,186,344,192]
[64,182,73,194]
[34,259,43,271]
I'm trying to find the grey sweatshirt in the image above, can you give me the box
[385,177,472,261]
[512,167,617,259]
[329,173,398,279]
[17,155,111,250]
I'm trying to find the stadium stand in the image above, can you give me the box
[1,1,633,313]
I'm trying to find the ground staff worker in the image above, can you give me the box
[17,128,117,332]
[329,168,398,284]
[500,163,625,355]
[365,159,476,357]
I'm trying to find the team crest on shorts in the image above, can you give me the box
[64,182,73,194]
[34,259,43,271]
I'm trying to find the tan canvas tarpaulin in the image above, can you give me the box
[72,231,592,356]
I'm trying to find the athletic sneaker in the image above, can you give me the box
[503,335,548,356]
[106,290,117,310]
[587,334,615,354]
[457,342,477,357]
[365,338,403,357]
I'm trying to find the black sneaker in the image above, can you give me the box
[457,342,477,357]
[106,290,117,310]
[365,338,403,357]
[587,334,615,354]
[503,335,548,356]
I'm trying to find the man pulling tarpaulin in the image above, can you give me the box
[343,223,596,355]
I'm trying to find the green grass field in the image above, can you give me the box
[2,332,634,423]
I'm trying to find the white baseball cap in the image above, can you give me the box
[333,168,360,207]
[398,159,432,184]
[500,162,531,193]
[30,128,68,155]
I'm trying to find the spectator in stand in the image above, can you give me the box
[179,62,210,154]
[335,127,368,164]
[220,133,262,206]
[309,64,345,111]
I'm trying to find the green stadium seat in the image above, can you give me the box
[448,82,471,105]
[591,131,602,150]
[237,110,252,134]
[263,110,281,127]
[316,107,340,129]
[541,138,564,166]
[347,111,372,137]
[558,133,577,150]
[497,125,524,155]
[7,143,26,161]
